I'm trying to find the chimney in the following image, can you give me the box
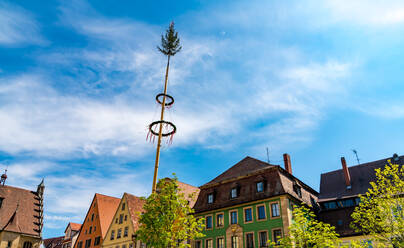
[283,153,292,174]
[341,157,351,189]
[1,169,7,186]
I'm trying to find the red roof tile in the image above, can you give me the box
[124,193,145,231]
[94,193,120,238]
[0,185,42,237]
[203,156,275,186]
[43,236,64,248]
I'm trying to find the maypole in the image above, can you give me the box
[148,22,181,193]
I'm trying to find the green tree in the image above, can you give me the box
[273,205,341,248]
[136,176,205,248]
[351,160,404,247]
[158,21,182,56]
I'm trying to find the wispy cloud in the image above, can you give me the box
[323,0,404,26]
[0,2,45,46]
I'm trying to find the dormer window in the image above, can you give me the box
[0,197,3,208]
[231,188,238,198]
[208,193,214,204]
[256,181,264,192]
[293,182,302,198]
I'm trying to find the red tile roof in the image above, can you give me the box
[124,193,145,231]
[64,222,82,233]
[94,193,120,238]
[203,156,275,186]
[69,222,82,231]
[177,181,200,208]
[43,236,64,248]
[0,185,42,237]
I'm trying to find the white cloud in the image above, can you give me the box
[324,0,404,26]
[0,2,45,46]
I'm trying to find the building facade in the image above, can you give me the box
[317,154,404,244]
[193,155,318,248]
[101,193,145,248]
[0,177,44,248]
[74,194,120,248]
[62,223,81,248]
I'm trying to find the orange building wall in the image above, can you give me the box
[74,194,120,248]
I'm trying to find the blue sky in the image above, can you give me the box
[1,0,404,238]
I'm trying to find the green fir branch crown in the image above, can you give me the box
[158,21,182,56]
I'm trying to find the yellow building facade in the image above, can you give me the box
[101,193,145,248]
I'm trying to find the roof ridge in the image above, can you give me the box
[94,193,120,199]
[177,180,198,188]
[320,155,404,175]
[202,156,276,186]
[1,185,35,193]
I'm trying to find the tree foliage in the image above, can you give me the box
[136,176,205,248]
[273,205,341,248]
[351,160,404,247]
[158,22,182,56]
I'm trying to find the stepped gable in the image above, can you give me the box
[125,193,145,231]
[95,193,121,238]
[0,185,42,237]
[203,156,275,187]
[319,155,404,201]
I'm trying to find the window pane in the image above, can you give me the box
[217,214,224,227]
[244,208,252,222]
[231,211,238,224]
[217,238,224,248]
[208,194,213,204]
[273,230,282,244]
[258,206,266,220]
[206,216,212,229]
[256,182,264,192]
[231,188,237,198]
[259,232,267,247]
[231,236,239,248]
[246,233,254,248]
[271,203,280,217]
[206,240,212,248]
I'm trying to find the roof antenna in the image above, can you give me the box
[352,149,360,165]
[266,147,270,164]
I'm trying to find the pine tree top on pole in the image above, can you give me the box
[157,22,182,56]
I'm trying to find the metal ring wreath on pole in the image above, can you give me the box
[156,93,174,107]
[148,120,176,137]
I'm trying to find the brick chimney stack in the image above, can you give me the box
[341,157,351,189]
[283,153,292,174]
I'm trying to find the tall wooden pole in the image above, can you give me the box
[152,55,171,193]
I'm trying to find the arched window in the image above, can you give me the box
[23,241,32,248]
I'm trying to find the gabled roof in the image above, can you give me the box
[64,222,81,233]
[0,185,42,238]
[202,156,275,187]
[95,193,120,238]
[319,155,404,201]
[125,193,145,231]
[194,156,318,213]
